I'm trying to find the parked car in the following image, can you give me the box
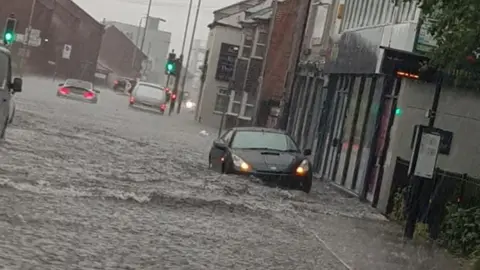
[113,78,136,95]
[128,81,168,115]
[208,127,313,193]
[56,79,99,104]
[0,46,22,139]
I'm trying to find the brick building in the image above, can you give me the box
[98,24,147,84]
[253,0,311,128]
[0,0,104,81]
[195,0,309,129]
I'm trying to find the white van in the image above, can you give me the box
[0,46,22,139]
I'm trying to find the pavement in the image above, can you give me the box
[0,76,464,269]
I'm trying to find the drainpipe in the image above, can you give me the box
[251,1,278,127]
[281,0,313,131]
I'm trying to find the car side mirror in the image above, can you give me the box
[12,78,22,92]
[213,139,227,150]
[303,149,312,156]
[58,83,64,86]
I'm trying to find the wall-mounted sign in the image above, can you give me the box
[215,43,239,82]
[414,17,438,54]
[410,125,453,155]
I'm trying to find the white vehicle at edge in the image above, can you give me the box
[8,93,15,123]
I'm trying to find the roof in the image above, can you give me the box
[138,81,164,88]
[231,127,286,134]
[213,0,265,20]
[243,1,273,23]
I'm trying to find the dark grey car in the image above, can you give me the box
[129,82,168,114]
[57,79,99,103]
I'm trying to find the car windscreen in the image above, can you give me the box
[65,79,92,90]
[0,52,9,90]
[135,84,165,99]
[231,131,299,152]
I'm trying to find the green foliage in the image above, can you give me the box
[390,188,406,222]
[440,204,480,256]
[414,222,430,240]
[409,0,480,71]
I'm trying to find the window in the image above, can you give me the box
[221,129,234,143]
[244,105,254,117]
[134,84,166,100]
[0,52,9,90]
[257,32,268,44]
[214,88,230,112]
[241,28,254,58]
[231,102,241,114]
[242,47,252,58]
[65,79,93,90]
[231,131,299,152]
[254,31,268,57]
[233,90,242,102]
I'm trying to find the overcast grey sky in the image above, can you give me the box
[74,0,239,52]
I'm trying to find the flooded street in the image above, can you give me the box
[0,77,462,269]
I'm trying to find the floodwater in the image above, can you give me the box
[0,77,463,269]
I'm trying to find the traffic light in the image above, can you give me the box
[3,15,16,45]
[165,52,176,75]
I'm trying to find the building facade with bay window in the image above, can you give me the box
[195,0,267,128]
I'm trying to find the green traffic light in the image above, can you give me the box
[167,63,173,71]
[395,107,402,116]
[4,32,13,42]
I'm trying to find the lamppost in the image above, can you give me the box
[19,0,37,78]
[177,0,202,113]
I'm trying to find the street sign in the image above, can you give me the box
[62,44,72,59]
[15,34,41,47]
[25,28,41,38]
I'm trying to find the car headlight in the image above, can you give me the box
[232,154,250,171]
[186,101,194,108]
[296,159,309,176]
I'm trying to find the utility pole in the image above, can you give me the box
[19,0,37,78]
[140,0,153,53]
[170,0,193,115]
[169,55,183,115]
[404,70,444,239]
[177,0,201,114]
[132,16,144,69]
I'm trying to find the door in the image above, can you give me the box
[210,129,234,171]
[0,52,11,132]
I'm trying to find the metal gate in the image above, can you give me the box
[289,73,401,203]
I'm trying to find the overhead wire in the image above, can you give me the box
[111,0,218,10]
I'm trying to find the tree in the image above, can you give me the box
[413,0,480,70]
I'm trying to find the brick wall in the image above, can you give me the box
[0,0,104,81]
[257,0,309,126]
[99,25,147,78]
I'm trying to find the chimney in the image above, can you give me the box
[146,17,160,31]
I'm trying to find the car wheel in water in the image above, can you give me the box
[222,158,232,174]
[0,118,8,139]
[8,107,15,124]
[301,177,312,193]
[208,155,213,169]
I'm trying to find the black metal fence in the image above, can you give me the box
[387,157,480,233]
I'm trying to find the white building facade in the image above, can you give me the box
[108,18,171,85]
[195,0,266,128]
